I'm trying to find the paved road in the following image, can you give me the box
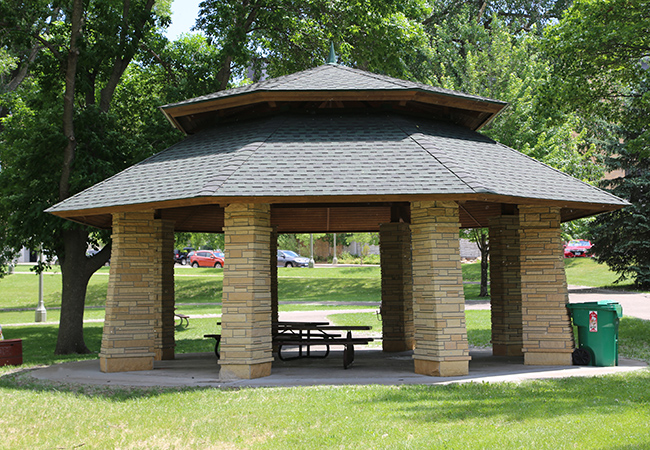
[568,286,650,320]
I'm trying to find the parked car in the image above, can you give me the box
[277,250,310,267]
[173,247,195,265]
[189,250,225,268]
[564,240,593,258]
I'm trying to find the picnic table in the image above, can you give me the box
[274,322,374,369]
[204,321,374,369]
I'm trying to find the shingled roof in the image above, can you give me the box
[160,64,507,134]
[47,111,627,223]
[47,63,627,230]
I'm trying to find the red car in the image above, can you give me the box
[189,250,225,268]
[564,240,593,258]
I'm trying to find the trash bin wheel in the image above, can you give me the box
[572,348,591,366]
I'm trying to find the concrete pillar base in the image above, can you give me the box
[524,351,572,366]
[383,339,415,352]
[100,356,154,373]
[414,358,469,377]
[219,362,273,380]
[493,344,524,357]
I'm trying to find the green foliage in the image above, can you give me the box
[195,0,434,85]
[426,10,602,182]
[545,0,650,288]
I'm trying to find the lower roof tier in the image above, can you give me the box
[47,111,627,229]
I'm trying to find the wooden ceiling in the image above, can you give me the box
[64,199,604,233]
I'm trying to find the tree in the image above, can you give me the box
[349,232,379,265]
[424,0,571,33]
[424,6,603,183]
[544,0,650,288]
[0,0,172,354]
[463,229,489,297]
[194,0,434,87]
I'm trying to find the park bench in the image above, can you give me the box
[175,312,190,327]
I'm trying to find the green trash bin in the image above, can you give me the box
[566,300,623,367]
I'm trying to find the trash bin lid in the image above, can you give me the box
[566,300,623,318]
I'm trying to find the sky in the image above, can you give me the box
[166,0,202,40]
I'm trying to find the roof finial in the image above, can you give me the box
[327,42,337,65]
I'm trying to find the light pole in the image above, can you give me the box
[309,234,315,268]
[35,249,47,322]
[332,233,338,265]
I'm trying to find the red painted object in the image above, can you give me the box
[189,250,225,268]
[564,239,593,258]
[0,339,23,367]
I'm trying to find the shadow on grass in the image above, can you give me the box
[9,323,104,366]
[279,278,380,302]
[175,278,224,303]
[619,317,650,363]
[368,370,650,424]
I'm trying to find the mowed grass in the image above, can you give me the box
[0,258,639,325]
[1,261,650,449]
[1,365,649,449]
[2,312,649,450]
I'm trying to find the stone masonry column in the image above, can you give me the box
[488,213,523,356]
[379,222,414,352]
[100,211,162,372]
[220,203,274,379]
[153,219,175,360]
[519,206,574,365]
[270,227,279,331]
[410,201,470,376]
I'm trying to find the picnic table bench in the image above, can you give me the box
[274,324,373,369]
[204,321,374,369]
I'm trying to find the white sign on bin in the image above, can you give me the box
[589,310,598,332]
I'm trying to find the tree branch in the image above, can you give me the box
[59,0,84,201]
[99,0,155,112]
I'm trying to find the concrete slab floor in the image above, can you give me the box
[28,348,647,389]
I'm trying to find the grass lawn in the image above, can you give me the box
[1,312,649,449]
[1,370,649,450]
[1,260,649,449]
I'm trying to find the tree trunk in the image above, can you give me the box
[480,249,489,297]
[55,229,93,354]
[55,229,111,354]
[472,228,490,297]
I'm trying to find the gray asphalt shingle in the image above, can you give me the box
[47,112,626,214]
[161,64,505,110]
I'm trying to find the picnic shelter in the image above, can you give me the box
[46,63,628,379]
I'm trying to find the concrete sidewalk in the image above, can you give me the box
[27,308,647,389]
[29,348,646,389]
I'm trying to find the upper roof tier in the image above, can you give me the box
[160,64,508,134]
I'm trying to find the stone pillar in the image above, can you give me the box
[379,222,414,352]
[270,227,279,339]
[153,220,176,360]
[519,206,574,365]
[220,203,274,379]
[488,213,523,356]
[410,201,470,376]
[100,211,162,372]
